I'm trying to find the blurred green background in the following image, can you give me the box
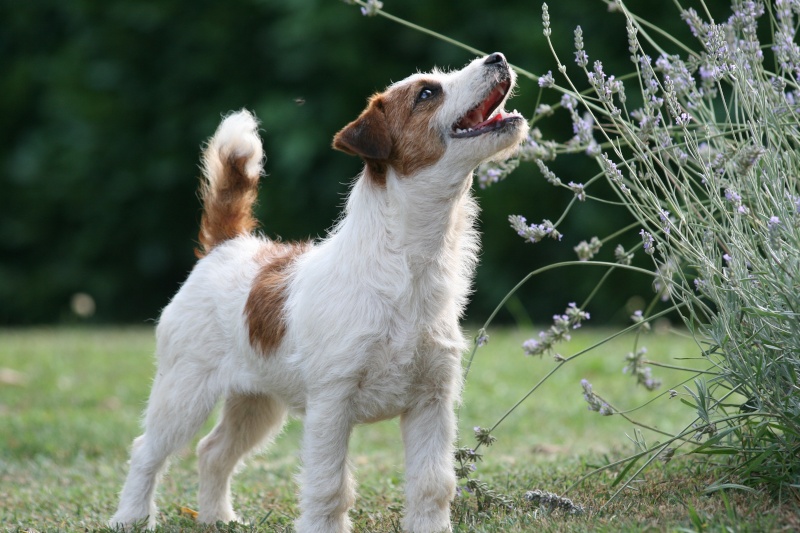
[0,0,732,325]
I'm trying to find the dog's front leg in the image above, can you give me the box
[295,402,356,533]
[400,379,457,533]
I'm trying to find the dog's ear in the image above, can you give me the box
[332,96,392,161]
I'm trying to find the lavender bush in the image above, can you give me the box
[521,0,800,495]
[350,0,800,500]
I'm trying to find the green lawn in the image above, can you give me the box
[1,327,796,531]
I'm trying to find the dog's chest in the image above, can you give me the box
[346,330,457,424]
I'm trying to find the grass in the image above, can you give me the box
[1,327,797,532]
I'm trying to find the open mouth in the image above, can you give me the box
[451,78,522,138]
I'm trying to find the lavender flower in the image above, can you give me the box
[571,112,594,145]
[725,188,749,214]
[655,54,695,96]
[509,215,562,244]
[676,112,691,126]
[587,60,620,113]
[477,166,502,188]
[575,50,589,69]
[725,188,741,203]
[542,2,551,37]
[600,153,625,184]
[475,158,520,188]
[523,303,589,360]
[560,93,578,111]
[359,0,383,16]
[640,229,655,255]
[565,302,590,325]
[615,244,634,265]
[474,426,496,447]
[476,331,489,347]
[536,159,561,186]
[539,70,555,88]
[574,236,602,261]
[638,54,659,98]
[659,209,672,236]
[580,379,612,415]
[626,18,638,60]
[516,129,558,162]
[522,337,544,356]
[568,181,586,201]
[653,258,677,301]
[574,26,589,67]
[768,215,782,248]
[773,8,800,75]
[681,8,706,39]
[623,347,661,390]
[631,309,651,331]
[524,489,585,514]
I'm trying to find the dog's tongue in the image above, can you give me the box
[457,84,509,130]
[474,111,508,129]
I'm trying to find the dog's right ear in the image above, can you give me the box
[332,96,392,161]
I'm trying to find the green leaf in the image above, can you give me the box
[610,455,642,488]
[702,483,757,494]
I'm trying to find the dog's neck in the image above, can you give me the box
[328,166,479,321]
[350,167,476,260]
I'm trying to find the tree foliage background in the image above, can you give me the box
[0,0,731,324]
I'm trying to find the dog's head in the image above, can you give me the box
[333,53,528,184]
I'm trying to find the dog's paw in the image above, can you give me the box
[401,511,452,533]
[197,510,241,526]
[295,512,352,533]
[107,514,155,531]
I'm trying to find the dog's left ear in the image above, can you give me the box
[332,96,392,161]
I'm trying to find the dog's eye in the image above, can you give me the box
[416,87,437,103]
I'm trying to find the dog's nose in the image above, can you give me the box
[484,52,506,66]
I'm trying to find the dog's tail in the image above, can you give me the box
[196,110,263,258]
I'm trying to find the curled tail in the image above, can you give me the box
[196,110,264,258]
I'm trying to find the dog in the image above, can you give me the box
[110,52,527,533]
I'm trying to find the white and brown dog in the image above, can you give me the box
[110,52,527,533]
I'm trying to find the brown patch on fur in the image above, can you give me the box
[332,79,447,183]
[245,241,310,356]
[332,98,392,161]
[384,81,447,177]
[196,153,260,258]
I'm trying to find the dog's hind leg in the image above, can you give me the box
[110,364,219,530]
[196,393,287,524]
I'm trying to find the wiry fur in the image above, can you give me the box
[110,53,528,533]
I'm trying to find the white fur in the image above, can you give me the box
[110,53,528,533]
[203,110,264,179]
